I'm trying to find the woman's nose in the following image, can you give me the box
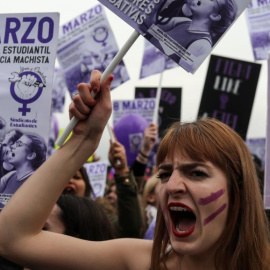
[166,171,187,196]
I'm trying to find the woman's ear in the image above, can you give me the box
[27,152,36,160]
[210,14,221,21]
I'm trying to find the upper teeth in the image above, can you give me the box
[170,206,189,211]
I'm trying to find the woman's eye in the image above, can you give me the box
[189,170,207,178]
[157,172,171,182]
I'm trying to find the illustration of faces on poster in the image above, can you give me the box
[0,13,59,208]
[57,4,130,97]
[98,0,250,73]
[140,39,178,79]
[197,54,261,140]
[245,0,270,60]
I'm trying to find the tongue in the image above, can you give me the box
[176,216,195,231]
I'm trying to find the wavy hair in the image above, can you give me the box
[151,118,270,270]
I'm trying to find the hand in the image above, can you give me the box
[140,122,158,156]
[69,70,113,150]
[108,140,129,176]
[15,74,38,99]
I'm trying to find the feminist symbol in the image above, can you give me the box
[9,71,45,116]
[93,26,109,47]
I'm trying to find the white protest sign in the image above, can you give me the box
[0,12,59,207]
[84,161,108,199]
[113,98,156,126]
[57,4,129,97]
[98,0,251,73]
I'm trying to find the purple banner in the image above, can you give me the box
[98,0,250,73]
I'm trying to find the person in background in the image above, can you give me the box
[44,194,116,241]
[142,173,160,239]
[106,138,143,238]
[131,122,158,193]
[0,71,269,270]
[63,166,93,199]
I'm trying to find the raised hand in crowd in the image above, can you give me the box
[131,122,158,192]
[108,138,129,177]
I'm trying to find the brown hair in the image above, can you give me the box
[151,118,270,270]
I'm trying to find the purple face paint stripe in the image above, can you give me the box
[203,203,227,226]
[198,189,225,205]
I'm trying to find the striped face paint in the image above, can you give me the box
[203,203,227,225]
[198,189,225,205]
[198,189,227,226]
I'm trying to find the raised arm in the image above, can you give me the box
[0,71,152,270]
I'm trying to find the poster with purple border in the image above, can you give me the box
[0,13,59,208]
[245,0,270,60]
[264,56,270,209]
[197,54,261,140]
[98,0,250,73]
[57,4,129,97]
[140,39,177,79]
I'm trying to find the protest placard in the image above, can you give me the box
[84,161,108,198]
[57,4,129,97]
[113,98,155,125]
[246,0,270,60]
[98,0,251,73]
[197,54,261,140]
[0,12,59,207]
[135,87,181,138]
[140,40,177,79]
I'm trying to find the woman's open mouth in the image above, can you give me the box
[63,185,76,195]
[168,202,196,237]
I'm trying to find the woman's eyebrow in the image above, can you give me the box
[158,162,211,171]
[158,164,173,171]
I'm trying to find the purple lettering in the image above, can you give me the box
[63,22,72,34]
[80,13,87,24]
[21,17,36,43]
[4,18,20,43]
[38,17,54,43]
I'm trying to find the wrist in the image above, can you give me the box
[115,168,129,177]
[139,150,149,159]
